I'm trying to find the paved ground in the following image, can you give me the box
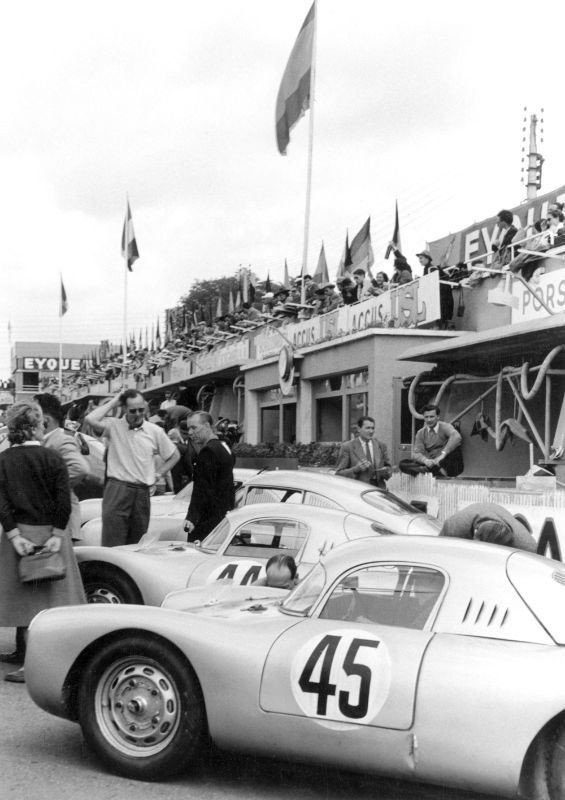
[0,627,501,800]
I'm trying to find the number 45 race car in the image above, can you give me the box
[25,535,565,799]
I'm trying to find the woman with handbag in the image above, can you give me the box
[0,401,85,684]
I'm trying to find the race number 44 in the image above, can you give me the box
[292,630,391,725]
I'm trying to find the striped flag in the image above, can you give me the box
[275,3,315,155]
[60,277,69,317]
[121,199,139,272]
[350,218,374,276]
[312,243,329,285]
[385,201,401,259]
[336,233,352,279]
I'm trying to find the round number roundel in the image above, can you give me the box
[291,629,392,726]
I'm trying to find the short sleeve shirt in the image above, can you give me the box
[105,418,177,485]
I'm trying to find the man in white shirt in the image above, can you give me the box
[85,390,179,546]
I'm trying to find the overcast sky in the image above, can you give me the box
[2,0,564,378]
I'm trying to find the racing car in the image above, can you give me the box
[25,535,565,799]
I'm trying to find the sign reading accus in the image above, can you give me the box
[23,357,83,371]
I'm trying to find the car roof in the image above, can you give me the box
[240,469,381,497]
[318,534,530,574]
[224,502,365,526]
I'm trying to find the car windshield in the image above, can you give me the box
[281,563,326,616]
[361,490,417,516]
[200,518,231,553]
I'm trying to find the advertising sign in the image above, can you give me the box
[510,266,565,322]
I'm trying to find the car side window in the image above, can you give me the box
[224,518,308,559]
[318,565,445,630]
[303,491,341,510]
[245,487,288,504]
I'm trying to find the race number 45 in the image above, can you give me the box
[292,630,391,724]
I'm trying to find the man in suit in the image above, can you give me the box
[399,403,462,477]
[335,416,392,489]
[440,503,537,552]
[184,411,235,542]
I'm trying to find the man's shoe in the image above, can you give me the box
[4,667,25,683]
[0,651,24,665]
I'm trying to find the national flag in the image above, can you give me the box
[336,233,352,279]
[228,290,235,314]
[60,277,69,316]
[242,268,249,304]
[275,3,315,155]
[248,268,256,302]
[265,272,272,293]
[216,295,223,319]
[138,330,143,350]
[350,218,374,276]
[312,242,329,285]
[235,287,242,308]
[283,259,290,288]
[155,319,162,350]
[385,201,401,260]
[121,199,139,272]
[166,310,174,342]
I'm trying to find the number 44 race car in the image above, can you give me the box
[25,535,565,799]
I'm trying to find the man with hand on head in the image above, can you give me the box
[184,411,235,543]
[335,415,392,489]
[85,390,179,547]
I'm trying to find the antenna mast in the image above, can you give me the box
[521,107,544,200]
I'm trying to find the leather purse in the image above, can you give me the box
[18,548,67,584]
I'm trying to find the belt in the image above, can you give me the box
[107,477,150,490]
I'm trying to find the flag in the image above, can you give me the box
[60,277,69,316]
[312,242,329,285]
[275,3,315,155]
[385,201,401,259]
[216,295,223,319]
[350,218,374,276]
[121,199,139,272]
[336,233,352,279]
[248,268,256,302]
[265,272,272,293]
[228,290,235,314]
[242,268,249,304]
[155,319,162,350]
[283,259,290,288]
[235,287,242,308]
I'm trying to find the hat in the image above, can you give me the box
[274,288,290,298]
[322,282,335,290]
[315,288,326,296]
[352,267,366,276]
[416,251,432,261]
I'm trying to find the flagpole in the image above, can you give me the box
[58,273,63,397]
[123,196,129,387]
[300,0,317,305]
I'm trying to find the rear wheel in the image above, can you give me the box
[80,565,142,605]
[78,635,206,780]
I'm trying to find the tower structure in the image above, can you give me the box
[521,108,544,200]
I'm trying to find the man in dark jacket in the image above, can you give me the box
[440,502,537,552]
[335,416,392,489]
[183,411,235,542]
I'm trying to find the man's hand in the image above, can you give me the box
[355,459,371,473]
[184,520,195,534]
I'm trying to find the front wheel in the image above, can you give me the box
[78,635,207,780]
[549,722,565,800]
[80,565,142,605]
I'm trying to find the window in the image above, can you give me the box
[361,490,418,516]
[303,491,342,510]
[282,563,326,616]
[244,487,303,505]
[319,565,445,630]
[261,407,279,443]
[317,397,342,441]
[22,371,39,392]
[223,518,308,559]
[200,518,231,552]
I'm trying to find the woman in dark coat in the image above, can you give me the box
[0,401,85,683]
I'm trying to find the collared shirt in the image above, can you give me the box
[104,418,177,485]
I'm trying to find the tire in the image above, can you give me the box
[80,565,142,605]
[78,635,206,780]
[549,722,565,800]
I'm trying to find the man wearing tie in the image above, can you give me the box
[335,416,392,489]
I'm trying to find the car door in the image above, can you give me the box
[260,563,445,732]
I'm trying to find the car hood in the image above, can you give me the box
[162,581,288,618]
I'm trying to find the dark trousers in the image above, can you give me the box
[102,478,151,547]
[399,449,463,478]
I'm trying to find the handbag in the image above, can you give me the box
[18,547,67,584]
